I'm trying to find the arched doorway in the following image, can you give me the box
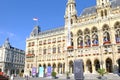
[48,63,51,67]
[94,59,100,71]
[39,64,41,67]
[43,64,46,75]
[118,59,120,73]
[106,58,112,72]
[69,61,74,73]
[86,60,92,73]
[58,63,62,74]
[52,63,56,72]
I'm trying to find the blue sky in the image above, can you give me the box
[0,0,96,50]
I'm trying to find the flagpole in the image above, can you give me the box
[33,18,39,26]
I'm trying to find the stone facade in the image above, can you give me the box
[0,38,25,76]
[24,0,120,76]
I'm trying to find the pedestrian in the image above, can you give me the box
[26,75,29,80]
[10,74,14,80]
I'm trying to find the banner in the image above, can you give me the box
[32,67,37,76]
[39,67,44,77]
[47,66,52,76]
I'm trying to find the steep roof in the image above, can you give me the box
[80,6,96,16]
[111,0,120,8]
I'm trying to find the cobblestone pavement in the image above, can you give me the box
[14,73,120,80]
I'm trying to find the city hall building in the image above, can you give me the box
[24,0,120,76]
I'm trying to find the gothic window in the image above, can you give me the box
[71,19,73,25]
[71,32,74,46]
[84,28,90,35]
[105,9,107,16]
[84,35,91,47]
[92,34,99,46]
[77,30,83,36]
[102,24,110,44]
[103,32,110,43]
[114,22,120,43]
[101,10,104,17]
[77,37,83,47]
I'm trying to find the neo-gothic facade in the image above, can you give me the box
[24,0,120,76]
[0,38,25,76]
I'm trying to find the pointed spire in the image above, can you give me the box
[3,38,10,48]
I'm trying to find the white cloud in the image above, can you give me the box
[0,31,16,38]
[7,32,16,37]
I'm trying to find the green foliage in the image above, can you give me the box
[51,71,56,77]
[97,68,107,76]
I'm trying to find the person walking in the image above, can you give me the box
[10,74,14,80]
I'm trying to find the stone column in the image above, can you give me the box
[65,52,69,73]
[92,61,96,74]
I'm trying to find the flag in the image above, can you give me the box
[33,18,38,21]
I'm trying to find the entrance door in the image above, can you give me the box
[106,58,112,72]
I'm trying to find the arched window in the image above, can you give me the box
[101,10,104,17]
[84,35,91,47]
[114,22,120,43]
[102,24,111,44]
[105,9,107,16]
[91,27,99,46]
[84,28,91,47]
[92,34,99,46]
[77,37,83,48]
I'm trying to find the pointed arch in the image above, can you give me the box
[106,58,112,72]
[94,59,100,71]
[77,29,83,36]
[86,59,92,73]
[84,28,90,35]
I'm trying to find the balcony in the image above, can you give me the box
[92,44,99,46]
[103,41,111,45]
[67,46,74,51]
[77,46,83,48]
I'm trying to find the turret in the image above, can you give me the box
[64,0,77,26]
[96,0,111,18]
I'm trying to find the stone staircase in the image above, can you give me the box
[104,73,120,80]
